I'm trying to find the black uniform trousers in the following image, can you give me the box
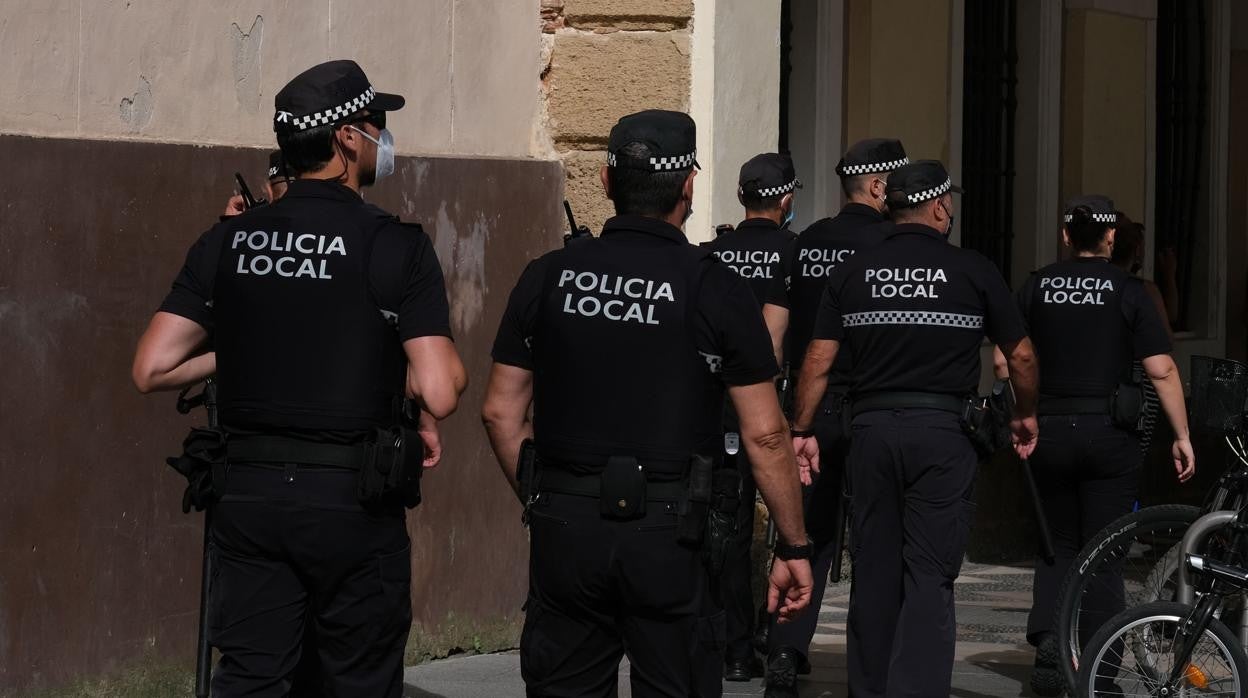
[846,409,977,698]
[720,406,758,665]
[522,491,723,697]
[768,391,851,659]
[208,463,412,698]
[1026,415,1140,643]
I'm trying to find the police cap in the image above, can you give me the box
[273,60,404,133]
[835,138,908,177]
[267,150,289,181]
[607,110,700,172]
[884,160,963,210]
[1063,195,1117,224]
[738,153,801,198]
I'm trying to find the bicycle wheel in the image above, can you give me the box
[1054,504,1203,692]
[1075,601,1246,697]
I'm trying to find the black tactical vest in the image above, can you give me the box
[1026,258,1132,397]
[212,201,405,433]
[531,238,720,476]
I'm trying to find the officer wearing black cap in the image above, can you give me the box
[706,152,800,682]
[759,137,906,695]
[133,59,467,696]
[482,109,814,696]
[789,160,1040,697]
[1003,195,1195,695]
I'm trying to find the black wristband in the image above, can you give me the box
[790,426,815,438]
[773,540,814,561]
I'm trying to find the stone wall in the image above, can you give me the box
[539,0,693,232]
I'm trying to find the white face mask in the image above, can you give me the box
[349,125,395,183]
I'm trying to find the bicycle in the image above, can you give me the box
[1052,355,1248,693]
[1074,507,1248,696]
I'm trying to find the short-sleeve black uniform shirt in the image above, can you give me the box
[707,218,796,305]
[813,223,1026,397]
[492,215,777,470]
[1017,257,1171,398]
[159,179,451,440]
[767,203,889,375]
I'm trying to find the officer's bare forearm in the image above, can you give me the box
[991,346,1010,381]
[792,339,839,430]
[132,311,213,393]
[762,304,790,367]
[481,363,535,494]
[1001,337,1038,417]
[1143,354,1191,440]
[730,382,807,546]
[404,336,468,419]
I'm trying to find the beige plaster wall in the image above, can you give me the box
[844,0,953,163]
[1060,8,1150,221]
[688,0,782,242]
[0,0,542,158]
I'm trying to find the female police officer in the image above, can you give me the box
[1001,195,1195,694]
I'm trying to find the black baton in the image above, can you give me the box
[1021,457,1055,565]
[194,379,218,697]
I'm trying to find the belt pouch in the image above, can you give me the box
[1111,383,1145,430]
[703,467,741,575]
[678,454,712,544]
[357,426,404,509]
[600,455,646,520]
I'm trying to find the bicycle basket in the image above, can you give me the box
[1189,355,1248,434]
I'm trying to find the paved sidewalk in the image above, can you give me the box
[404,562,1040,697]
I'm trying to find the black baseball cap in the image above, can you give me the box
[273,60,404,133]
[738,153,800,197]
[267,151,289,181]
[836,138,908,177]
[607,110,699,172]
[1063,195,1117,224]
[884,160,963,210]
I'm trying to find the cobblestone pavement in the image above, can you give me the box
[404,562,1042,697]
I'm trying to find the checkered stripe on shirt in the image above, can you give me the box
[843,310,984,329]
[282,86,376,131]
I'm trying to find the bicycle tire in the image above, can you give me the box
[1074,600,1247,697]
[1053,504,1203,693]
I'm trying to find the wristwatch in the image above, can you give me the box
[789,425,815,438]
[773,539,814,561]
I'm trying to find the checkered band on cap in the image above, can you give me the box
[267,165,281,178]
[907,178,952,204]
[277,86,376,130]
[843,310,984,329]
[608,150,697,171]
[837,157,909,176]
[757,179,800,197]
[1063,212,1117,223]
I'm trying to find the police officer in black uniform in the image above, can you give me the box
[759,138,906,696]
[482,109,814,697]
[1006,195,1195,694]
[790,160,1040,698]
[707,152,800,682]
[133,59,467,697]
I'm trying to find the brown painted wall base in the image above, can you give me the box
[0,134,564,693]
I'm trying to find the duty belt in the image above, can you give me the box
[1037,396,1111,416]
[539,467,688,501]
[851,391,965,417]
[227,435,368,470]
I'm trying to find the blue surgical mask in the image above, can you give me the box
[782,208,795,228]
[350,126,395,183]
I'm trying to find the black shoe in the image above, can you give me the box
[724,655,763,682]
[764,647,802,698]
[1030,633,1064,697]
